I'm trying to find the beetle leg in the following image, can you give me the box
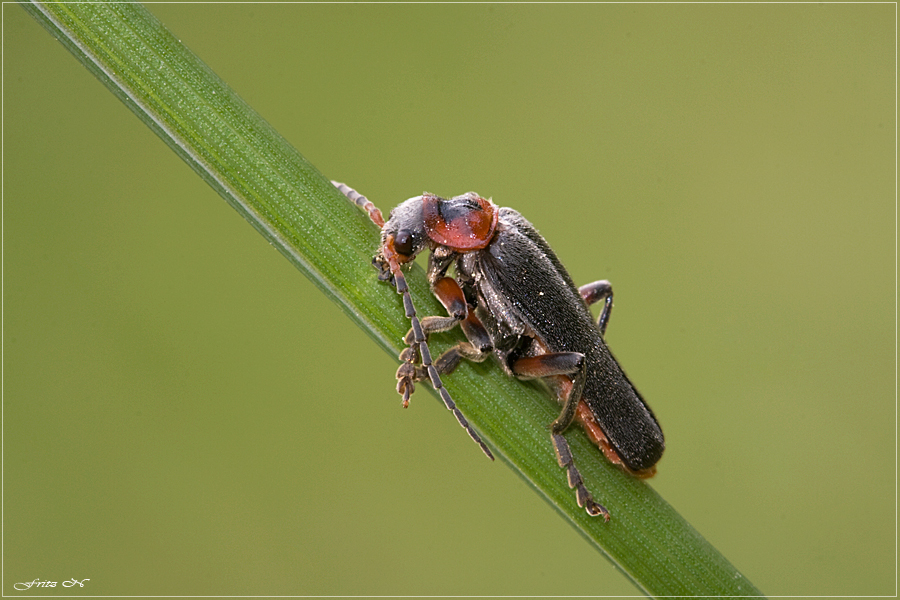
[400,276,493,390]
[401,284,493,378]
[396,335,483,385]
[552,433,610,520]
[511,352,609,519]
[402,275,489,350]
[404,312,493,372]
[389,272,493,460]
[511,353,586,432]
[433,339,492,375]
[578,280,613,337]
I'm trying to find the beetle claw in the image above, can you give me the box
[396,377,413,407]
[586,501,611,521]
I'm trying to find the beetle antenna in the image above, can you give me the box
[332,181,385,227]
[389,265,494,461]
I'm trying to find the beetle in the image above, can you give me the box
[332,181,664,519]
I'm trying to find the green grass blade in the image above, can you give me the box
[18,1,764,596]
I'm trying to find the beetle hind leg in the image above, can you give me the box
[511,351,609,519]
[552,433,610,520]
[578,280,613,337]
[512,352,586,433]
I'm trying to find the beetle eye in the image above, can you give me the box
[394,229,415,256]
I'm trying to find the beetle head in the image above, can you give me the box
[375,192,499,280]
[375,195,430,279]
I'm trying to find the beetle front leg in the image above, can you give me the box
[399,308,494,388]
[400,275,490,361]
[390,275,494,460]
[578,280,613,337]
[401,276,469,348]
[511,352,609,519]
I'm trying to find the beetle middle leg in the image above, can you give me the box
[403,312,494,371]
[511,352,610,519]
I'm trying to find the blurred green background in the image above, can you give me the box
[3,3,894,597]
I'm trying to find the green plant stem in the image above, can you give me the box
[19,1,763,597]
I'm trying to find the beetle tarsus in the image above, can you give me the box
[553,433,609,519]
[396,376,413,406]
